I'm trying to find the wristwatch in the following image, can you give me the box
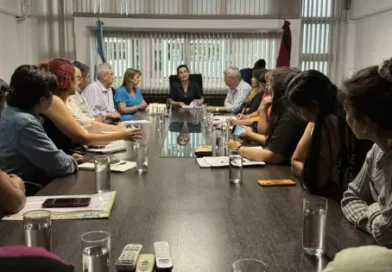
[215,107,219,112]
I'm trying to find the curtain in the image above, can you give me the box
[30,0,75,61]
[102,31,281,94]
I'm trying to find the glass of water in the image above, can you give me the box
[233,259,267,272]
[24,210,52,252]
[136,142,148,173]
[229,148,242,184]
[94,156,110,193]
[81,231,111,272]
[302,196,328,256]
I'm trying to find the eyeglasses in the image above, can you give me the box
[82,74,91,82]
[73,76,82,83]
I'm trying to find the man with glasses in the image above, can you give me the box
[71,61,103,121]
[83,63,120,120]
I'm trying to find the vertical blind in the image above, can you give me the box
[300,0,333,75]
[73,0,300,17]
[104,31,280,94]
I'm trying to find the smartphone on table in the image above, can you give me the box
[42,197,91,208]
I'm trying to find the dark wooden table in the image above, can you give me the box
[0,110,374,272]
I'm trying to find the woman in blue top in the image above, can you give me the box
[114,68,147,121]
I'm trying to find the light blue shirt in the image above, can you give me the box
[114,86,144,121]
[0,106,78,189]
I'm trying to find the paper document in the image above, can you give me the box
[2,192,117,220]
[121,120,151,125]
[196,156,265,168]
[87,140,126,153]
[79,160,136,173]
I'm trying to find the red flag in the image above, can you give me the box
[276,20,292,68]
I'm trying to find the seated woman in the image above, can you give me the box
[40,57,142,148]
[236,68,307,164]
[287,71,346,201]
[341,57,392,246]
[236,69,265,115]
[0,65,78,194]
[170,65,203,107]
[114,68,147,121]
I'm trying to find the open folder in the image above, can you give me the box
[2,192,117,221]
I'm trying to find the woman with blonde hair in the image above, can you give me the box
[115,68,147,121]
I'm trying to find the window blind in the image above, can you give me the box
[300,0,333,76]
[103,31,280,94]
[74,0,300,17]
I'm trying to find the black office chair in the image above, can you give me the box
[169,74,203,96]
[240,68,253,85]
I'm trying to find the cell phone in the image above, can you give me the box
[232,125,247,136]
[42,197,91,208]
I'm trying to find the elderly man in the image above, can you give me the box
[207,67,251,113]
[83,63,120,120]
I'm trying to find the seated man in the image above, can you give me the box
[0,170,26,214]
[83,63,120,120]
[207,67,251,113]
[71,61,104,123]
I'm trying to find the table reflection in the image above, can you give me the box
[160,121,206,158]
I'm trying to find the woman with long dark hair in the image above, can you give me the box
[287,70,371,201]
[170,65,203,107]
[237,68,306,164]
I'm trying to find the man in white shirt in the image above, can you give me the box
[83,63,120,120]
[207,67,251,113]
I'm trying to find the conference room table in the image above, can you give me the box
[0,110,374,272]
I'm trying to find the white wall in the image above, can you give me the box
[74,17,301,70]
[0,0,21,81]
[349,0,392,19]
[344,1,392,73]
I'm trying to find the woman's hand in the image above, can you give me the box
[228,139,241,149]
[226,118,238,125]
[260,97,272,112]
[139,101,148,110]
[122,128,143,141]
[239,128,253,139]
[114,123,127,131]
[72,153,84,164]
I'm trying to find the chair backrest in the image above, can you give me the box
[169,74,203,95]
[240,68,253,85]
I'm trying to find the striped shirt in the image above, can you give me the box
[75,89,94,118]
[341,143,392,246]
[83,80,116,116]
[224,80,252,113]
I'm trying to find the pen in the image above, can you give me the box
[239,108,246,119]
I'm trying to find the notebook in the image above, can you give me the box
[2,192,117,220]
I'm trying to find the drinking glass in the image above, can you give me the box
[232,259,267,272]
[81,231,111,272]
[136,142,148,173]
[229,148,242,184]
[24,210,52,252]
[94,156,110,193]
[303,196,328,256]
